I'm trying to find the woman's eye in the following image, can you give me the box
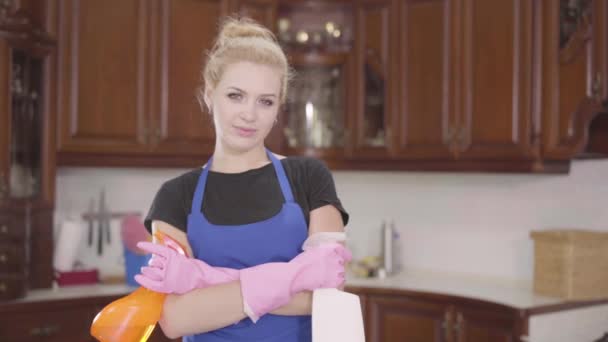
[260,99,274,107]
[227,93,242,100]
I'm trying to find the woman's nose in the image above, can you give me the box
[239,102,257,122]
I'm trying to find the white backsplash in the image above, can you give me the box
[55,159,608,285]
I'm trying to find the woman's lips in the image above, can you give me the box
[234,126,257,137]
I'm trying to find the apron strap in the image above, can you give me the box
[190,156,212,214]
[266,149,295,203]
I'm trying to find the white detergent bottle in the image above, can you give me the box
[302,232,366,342]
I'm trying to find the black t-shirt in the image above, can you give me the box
[144,156,349,233]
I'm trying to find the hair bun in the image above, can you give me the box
[216,17,276,46]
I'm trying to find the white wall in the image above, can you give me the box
[55,159,608,285]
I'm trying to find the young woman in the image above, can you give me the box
[136,17,351,341]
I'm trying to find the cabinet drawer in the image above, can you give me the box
[0,242,26,273]
[0,274,26,301]
[0,305,97,341]
[0,214,25,241]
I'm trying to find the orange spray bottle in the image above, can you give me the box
[90,231,187,342]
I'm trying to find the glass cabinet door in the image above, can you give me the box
[277,2,354,156]
[353,0,396,158]
[8,49,44,199]
[284,62,345,149]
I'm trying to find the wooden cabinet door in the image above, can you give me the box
[229,0,277,30]
[454,0,536,161]
[0,39,9,201]
[394,0,455,160]
[349,0,397,160]
[454,307,518,342]
[147,0,229,159]
[540,0,608,159]
[0,304,98,341]
[368,295,450,342]
[55,0,149,156]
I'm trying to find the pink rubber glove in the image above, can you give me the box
[239,243,351,322]
[134,241,239,294]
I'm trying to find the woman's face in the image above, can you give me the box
[206,61,282,153]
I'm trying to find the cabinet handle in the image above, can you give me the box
[0,282,6,292]
[457,125,468,150]
[344,129,352,145]
[453,312,464,334]
[142,126,149,145]
[446,126,456,144]
[30,325,61,337]
[0,172,7,198]
[442,310,453,338]
[592,73,602,101]
[0,224,7,234]
[154,128,161,145]
[0,253,7,263]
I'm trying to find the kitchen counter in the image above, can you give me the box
[345,269,574,310]
[4,284,136,304]
[4,269,603,312]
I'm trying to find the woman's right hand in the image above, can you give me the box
[135,242,240,294]
[239,243,351,322]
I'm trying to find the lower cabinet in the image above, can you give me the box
[345,286,524,342]
[0,295,176,342]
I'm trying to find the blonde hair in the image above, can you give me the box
[199,17,292,111]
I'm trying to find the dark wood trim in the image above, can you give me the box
[0,293,126,312]
[524,298,608,316]
[346,286,521,314]
[58,150,572,173]
[288,51,348,66]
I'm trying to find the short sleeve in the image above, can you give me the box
[305,158,350,226]
[144,180,189,234]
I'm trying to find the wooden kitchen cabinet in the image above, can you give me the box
[396,0,538,167]
[394,0,454,161]
[452,0,537,162]
[0,293,178,341]
[349,0,398,160]
[539,0,608,160]
[0,0,56,296]
[229,0,277,29]
[53,0,229,167]
[49,0,607,171]
[452,305,519,342]
[367,294,450,342]
[346,286,523,342]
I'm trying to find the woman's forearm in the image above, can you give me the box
[159,281,247,338]
[270,291,312,315]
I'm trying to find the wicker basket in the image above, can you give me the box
[531,229,608,300]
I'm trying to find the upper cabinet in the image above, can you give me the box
[0,0,55,206]
[51,0,608,172]
[539,0,608,159]
[352,0,397,160]
[54,0,149,158]
[395,0,454,160]
[148,0,222,159]
[53,0,228,167]
[275,1,355,163]
[454,0,537,162]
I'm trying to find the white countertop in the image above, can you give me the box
[5,284,136,304]
[1,270,587,311]
[345,269,567,310]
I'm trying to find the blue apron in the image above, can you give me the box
[184,150,311,342]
